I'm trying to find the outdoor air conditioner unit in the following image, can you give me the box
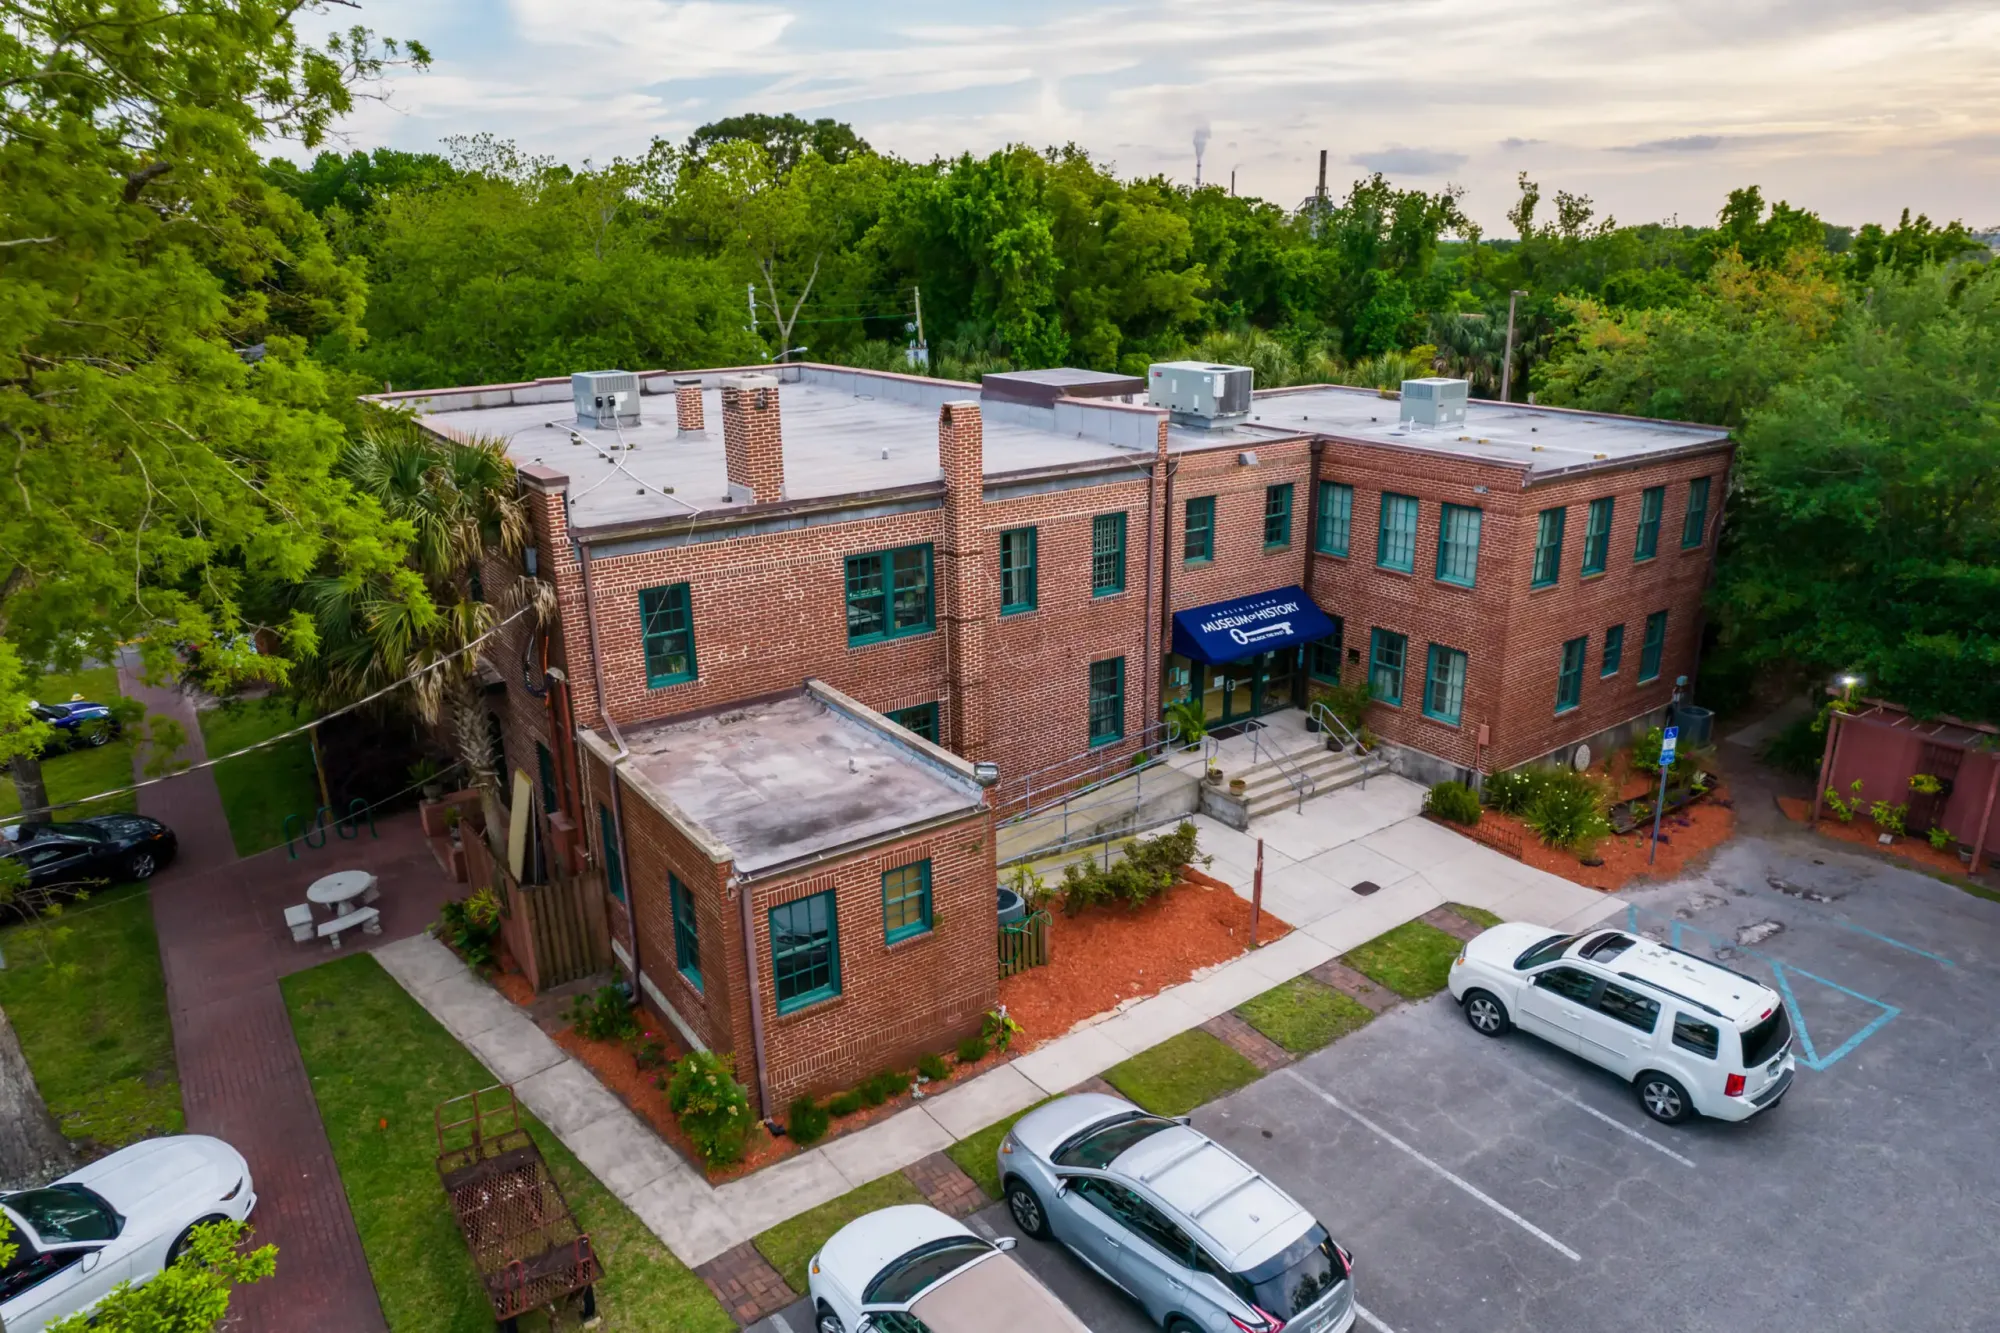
[572,370,641,428]
[1148,361,1253,428]
[1399,377,1469,429]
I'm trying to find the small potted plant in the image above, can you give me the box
[1205,764,1224,787]
[1228,776,1247,797]
[410,757,446,803]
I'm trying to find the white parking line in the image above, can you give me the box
[768,1316,795,1333]
[1281,1069,1582,1262]
[1355,1301,1399,1333]
[1513,1071,1697,1168]
[967,1215,998,1240]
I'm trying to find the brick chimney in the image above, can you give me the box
[938,400,993,759]
[674,377,705,432]
[720,373,783,503]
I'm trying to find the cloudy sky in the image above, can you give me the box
[303,0,2000,232]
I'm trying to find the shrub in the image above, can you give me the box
[1424,780,1482,825]
[1928,825,1954,851]
[827,1090,864,1117]
[787,1095,830,1146]
[1824,779,1864,823]
[1869,800,1908,836]
[1005,863,1055,914]
[1164,697,1208,746]
[1060,821,1205,914]
[955,1034,989,1065]
[1761,712,1826,777]
[667,1050,755,1167]
[1481,767,1549,814]
[982,1006,1023,1054]
[917,1052,949,1082]
[1522,772,1612,857]
[633,1037,669,1071]
[436,888,504,970]
[1314,678,1371,734]
[564,985,638,1042]
[857,1069,911,1106]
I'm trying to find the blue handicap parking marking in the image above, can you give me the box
[1623,905,1900,1072]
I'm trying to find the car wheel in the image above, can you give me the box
[87,728,111,747]
[1166,1319,1204,1333]
[815,1302,844,1333]
[167,1214,230,1267]
[1463,989,1511,1037]
[126,851,158,881]
[1005,1178,1051,1240]
[1637,1072,1694,1125]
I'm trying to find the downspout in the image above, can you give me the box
[734,869,773,1117]
[1302,438,1325,708]
[1141,450,1158,728]
[577,540,643,990]
[1159,458,1180,707]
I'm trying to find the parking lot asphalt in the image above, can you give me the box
[750,832,2000,1333]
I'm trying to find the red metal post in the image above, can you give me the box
[1250,838,1265,947]
[1971,759,1999,876]
[1810,709,1843,825]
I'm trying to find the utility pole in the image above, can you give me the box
[1230,168,1236,196]
[746,282,758,340]
[913,285,925,348]
[1500,289,1527,402]
[1317,149,1328,207]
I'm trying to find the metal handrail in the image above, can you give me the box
[993,719,1182,822]
[1306,700,1384,790]
[1248,719,1315,812]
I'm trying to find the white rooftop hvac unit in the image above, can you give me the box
[1399,377,1469,429]
[1148,361,1253,427]
[572,370,641,428]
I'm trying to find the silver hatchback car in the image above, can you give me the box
[998,1094,1356,1333]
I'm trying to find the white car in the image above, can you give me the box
[1448,922,1797,1125]
[1,1135,257,1332]
[808,1203,1093,1333]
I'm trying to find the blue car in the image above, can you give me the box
[28,699,120,751]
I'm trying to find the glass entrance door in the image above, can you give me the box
[1200,648,1299,725]
[1255,646,1298,715]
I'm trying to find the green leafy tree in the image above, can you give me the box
[0,1,431,817]
[683,112,872,175]
[44,1218,276,1333]
[262,146,461,219]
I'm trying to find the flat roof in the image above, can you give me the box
[614,688,985,876]
[1241,385,1728,478]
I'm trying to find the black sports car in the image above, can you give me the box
[28,700,122,752]
[0,815,178,892]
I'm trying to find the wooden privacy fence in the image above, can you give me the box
[999,910,1052,978]
[464,812,609,992]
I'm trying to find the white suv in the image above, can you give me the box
[1448,923,1796,1124]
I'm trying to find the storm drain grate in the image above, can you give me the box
[1350,880,1381,896]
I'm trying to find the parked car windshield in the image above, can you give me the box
[3,1186,120,1243]
[1228,1224,1345,1320]
[864,1237,991,1305]
[1052,1113,1175,1169]
[1513,932,1583,971]
[1740,1004,1792,1066]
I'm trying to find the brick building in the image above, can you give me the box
[381,363,1729,1108]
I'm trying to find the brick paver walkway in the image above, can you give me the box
[115,653,237,878]
[1200,1012,1294,1074]
[148,811,457,1333]
[697,1241,797,1324]
[903,1151,987,1219]
[1422,904,1485,943]
[1308,959,1402,1013]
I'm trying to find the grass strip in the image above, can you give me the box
[1234,977,1373,1054]
[200,697,321,856]
[1103,1029,1260,1118]
[1447,903,1504,930]
[945,1097,1056,1200]
[1342,920,1467,999]
[752,1171,927,1296]
[0,666,138,821]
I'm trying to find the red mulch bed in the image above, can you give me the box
[1779,798,1983,878]
[999,872,1290,1050]
[1472,789,1737,893]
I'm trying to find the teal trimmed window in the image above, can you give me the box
[1681,477,1711,548]
[887,701,939,742]
[1184,496,1215,564]
[1376,493,1418,573]
[1556,636,1587,713]
[999,527,1037,614]
[1639,610,1668,682]
[845,545,934,644]
[1369,629,1407,706]
[1315,482,1353,557]
[1423,644,1467,726]
[1532,507,1566,588]
[639,582,696,687]
[1308,621,1345,683]
[1088,657,1125,746]
[1435,504,1482,587]
[1602,624,1625,676]
[536,741,558,814]
[1263,483,1294,549]
[770,891,839,1013]
[669,873,702,990]
[1635,486,1664,560]
[1582,497,1613,576]
[1091,512,1127,596]
[882,860,932,944]
[597,804,624,903]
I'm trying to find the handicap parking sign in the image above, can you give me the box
[1660,724,1678,768]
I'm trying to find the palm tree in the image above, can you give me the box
[294,416,548,840]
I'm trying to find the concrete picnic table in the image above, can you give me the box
[306,870,377,914]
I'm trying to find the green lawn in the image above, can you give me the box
[199,697,321,856]
[1103,1030,1261,1118]
[0,884,182,1148]
[945,1097,1055,1201]
[753,1171,926,1295]
[1234,978,1373,1054]
[2,665,138,821]
[1342,920,1466,999]
[283,954,732,1333]
[1449,903,1503,930]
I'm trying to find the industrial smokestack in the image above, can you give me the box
[1317,149,1328,204]
[1194,122,1211,187]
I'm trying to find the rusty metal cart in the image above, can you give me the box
[435,1085,603,1331]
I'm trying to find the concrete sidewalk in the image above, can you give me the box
[376,774,1620,1271]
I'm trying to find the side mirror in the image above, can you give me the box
[80,1250,102,1273]
[1174,1115,1193,1126]
[994,1236,1018,1252]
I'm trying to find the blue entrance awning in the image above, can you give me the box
[1172,586,1336,666]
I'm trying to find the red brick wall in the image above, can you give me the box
[1168,437,1316,614]
[1307,440,1733,774]
[721,375,785,503]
